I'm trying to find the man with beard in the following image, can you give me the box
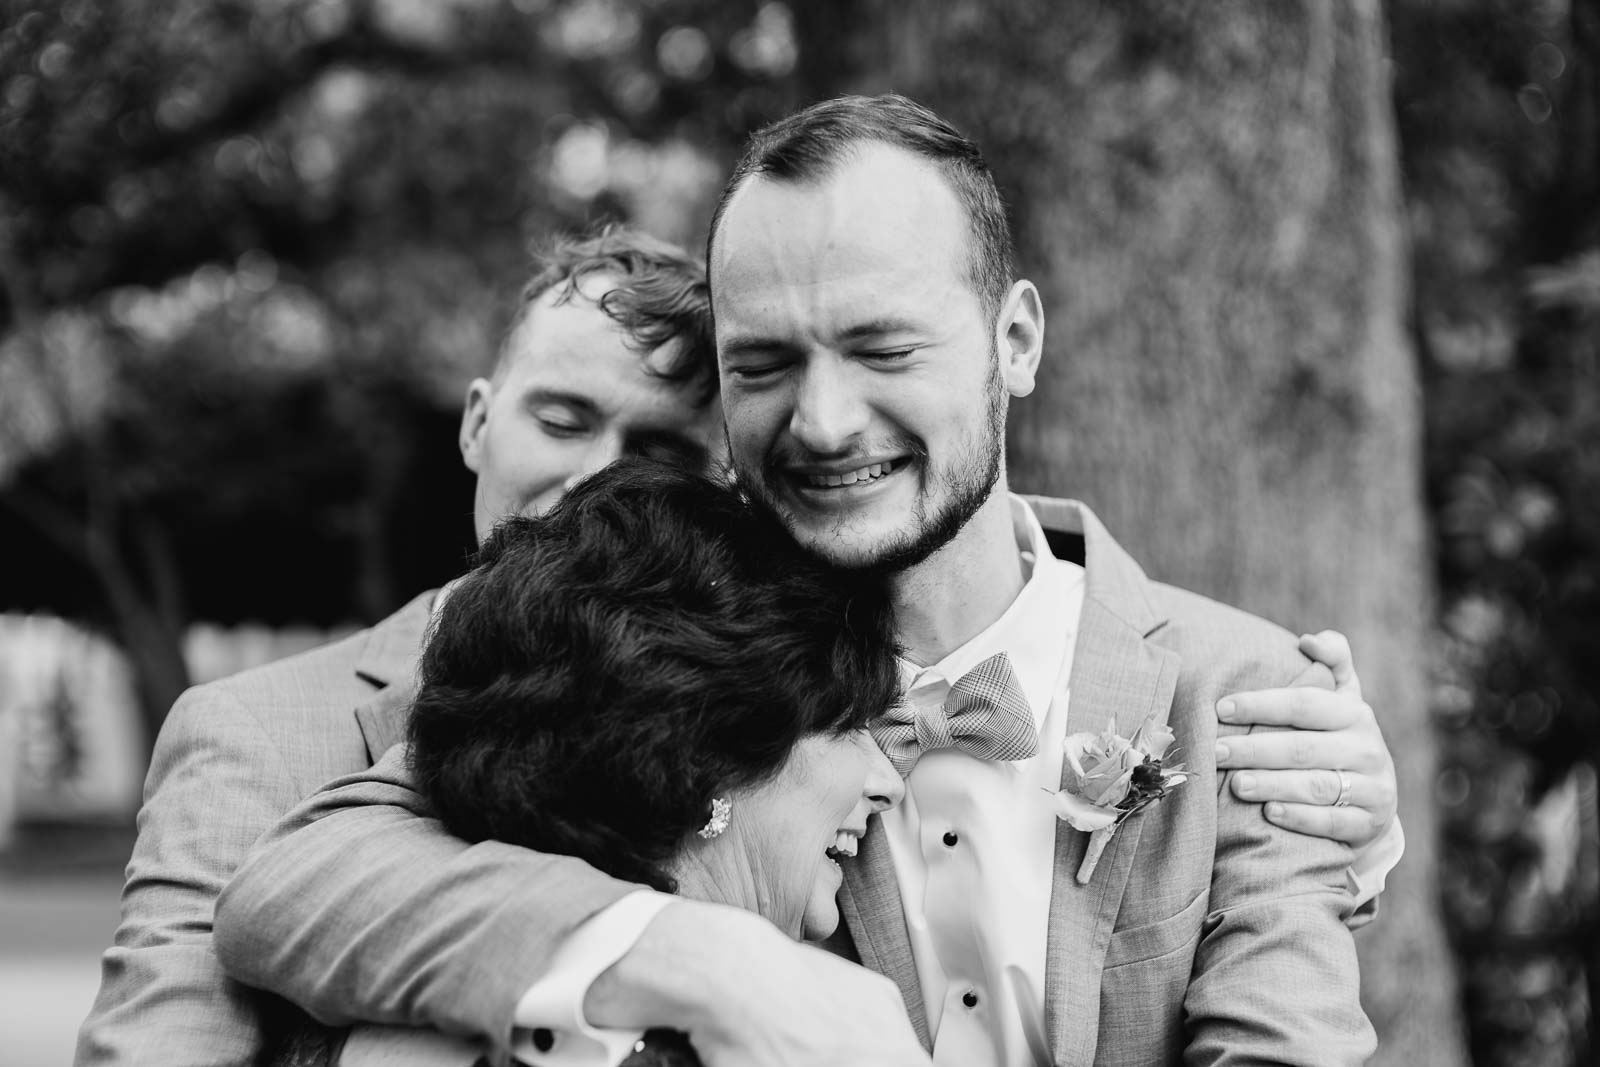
[214,98,1399,1066]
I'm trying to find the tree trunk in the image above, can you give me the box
[800,0,1464,1061]
[87,505,191,755]
[4,485,191,758]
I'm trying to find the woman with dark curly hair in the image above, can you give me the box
[341,457,908,1066]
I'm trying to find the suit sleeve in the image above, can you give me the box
[75,686,304,1067]
[1183,664,1377,1067]
[212,744,643,1060]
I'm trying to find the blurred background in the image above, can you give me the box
[0,1,1595,1064]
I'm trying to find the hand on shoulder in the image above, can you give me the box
[1213,630,1398,848]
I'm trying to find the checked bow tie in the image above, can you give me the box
[871,652,1039,775]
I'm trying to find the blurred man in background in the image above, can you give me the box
[74,228,724,1067]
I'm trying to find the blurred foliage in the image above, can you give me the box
[0,0,810,592]
[1395,0,1600,1062]
[0,0,809,742]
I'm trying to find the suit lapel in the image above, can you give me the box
[840,815,931,1049]
[840,497,1180,1064]
[1025,499,1181,1067]
[353,677,420,764]
[351,590,436,764]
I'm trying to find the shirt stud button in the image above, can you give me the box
[962,990,979,1008]
[943,831,959,847]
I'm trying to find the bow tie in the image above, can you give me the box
[871,652,1039,775]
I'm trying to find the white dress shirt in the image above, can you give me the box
[879,495,1083,1067]
[511,892,664,1066]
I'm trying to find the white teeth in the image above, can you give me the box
[805,461,895,489]
[831,831,859,858]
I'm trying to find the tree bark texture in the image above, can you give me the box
[799,0,1464,1061]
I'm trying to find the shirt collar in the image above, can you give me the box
[900,494,1084,728]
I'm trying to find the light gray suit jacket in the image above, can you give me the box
[74,593,436,1067]
[837,498,1374,1064]
[214,500,1374,1066]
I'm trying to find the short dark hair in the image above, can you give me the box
[501,227,716,404]
[707,94,1016,324]
[408,459,902,893]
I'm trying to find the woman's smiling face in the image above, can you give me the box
[723,729,903,940]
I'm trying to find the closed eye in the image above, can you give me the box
[858,347,917,362]
[536,418,586,437]
[726,360,791,382]
[531,406,591,437]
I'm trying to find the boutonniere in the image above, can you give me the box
[1048,716,1190,883]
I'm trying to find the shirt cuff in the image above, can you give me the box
[511,890,674,1067]
[1346,814,1405,913]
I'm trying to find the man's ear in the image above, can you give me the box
[458,378,493,473]
[995,280,1044,399]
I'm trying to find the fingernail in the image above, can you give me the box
[1235,773,1256,795]
[1214,741,1230,762]
[1265,802,1285,821]
[1216,699,1237,721]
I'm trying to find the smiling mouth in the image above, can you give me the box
[824,829,862,868]
[793,459,905,490]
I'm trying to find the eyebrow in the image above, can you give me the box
[719,336,793,360]
[720,317,927,359]
[837,317,924,341]
[522,388,601,416]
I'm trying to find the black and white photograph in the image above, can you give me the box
[0,2,1594,1065]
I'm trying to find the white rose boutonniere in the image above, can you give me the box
[1050,716,1190,883]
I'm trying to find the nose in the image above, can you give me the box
[863,738,905,814]
[570,431,628,486]
[789,354,868,455]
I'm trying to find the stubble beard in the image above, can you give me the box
[739,358,1008,576]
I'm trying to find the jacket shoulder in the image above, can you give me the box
[195,627,376,709]
[155,624,393,771]
[1144,581,1318,695]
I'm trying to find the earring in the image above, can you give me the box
[697,796,732,839]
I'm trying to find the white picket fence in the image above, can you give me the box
[0,614,350,847]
